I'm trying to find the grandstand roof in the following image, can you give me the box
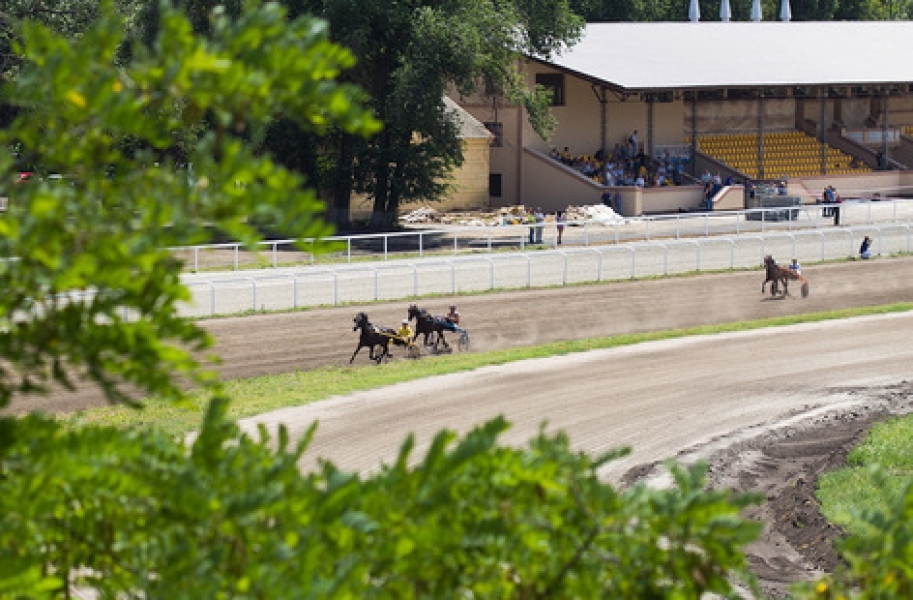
[538,21,913,92]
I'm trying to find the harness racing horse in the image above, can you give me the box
[350,312,394,364]
[407,304,450,352]
[762,255,809,298]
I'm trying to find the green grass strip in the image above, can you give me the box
[818,413,913,536]
[65,302,913,438]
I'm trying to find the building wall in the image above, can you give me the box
[400,136,492,213]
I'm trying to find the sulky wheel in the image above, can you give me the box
[457,331,470,352]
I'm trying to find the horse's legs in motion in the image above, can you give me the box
[350,344,363,364]
[375,342,389,364]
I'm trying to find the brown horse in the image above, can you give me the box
[762,255,809,298]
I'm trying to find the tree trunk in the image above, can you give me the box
[330,134,355,229]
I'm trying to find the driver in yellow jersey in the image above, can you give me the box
[395,319,413,346]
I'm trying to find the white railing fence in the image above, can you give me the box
[169,199,913,273]
[179,224,910,318]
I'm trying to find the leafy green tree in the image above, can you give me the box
[296,0,585,228]
[0,1,145,135]
[0,0,378,407]
[0,403,763,597]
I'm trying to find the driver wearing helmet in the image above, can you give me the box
[395,319,413,345]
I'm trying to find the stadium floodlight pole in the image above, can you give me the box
[720,0,732,22]
[780,0,792,21]
[751,0,762,21]
[689,0,700,21]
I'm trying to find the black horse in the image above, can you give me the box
[407,304,450,351]
[350,312,393,364]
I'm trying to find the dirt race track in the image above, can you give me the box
[11,257,913,597]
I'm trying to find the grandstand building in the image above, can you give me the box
[454,17,913,216]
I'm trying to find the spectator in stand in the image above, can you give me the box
[628,130,638,156]
[613,142,626,161]
[603,166,613,186]
[859,236,872,259]
[555,210,566,245]
[549,147,560,161]
[560,146,572,165]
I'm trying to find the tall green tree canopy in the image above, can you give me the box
[0,0,378,408]
[294,0,585,227]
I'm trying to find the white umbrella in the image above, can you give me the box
[720,0,732,21]
[689,0,701,22]
[751,0,763,21]
[780,0,792,21]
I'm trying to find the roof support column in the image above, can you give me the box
[591,85,609,163]
[882,88,890,170]
[690,91,697,177]
[819,88,827,175]
[647,95,654,158]
[757,92,765,181]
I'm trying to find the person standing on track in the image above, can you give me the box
[859,236,872,259]
[556,210,566,245]
[527,209,536,244]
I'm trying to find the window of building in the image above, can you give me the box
[489,174,502,198]
[535,73,565,106]
[484,122,503,147]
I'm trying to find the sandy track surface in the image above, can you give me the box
[10,257,912,417]
[237,311,913,479]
